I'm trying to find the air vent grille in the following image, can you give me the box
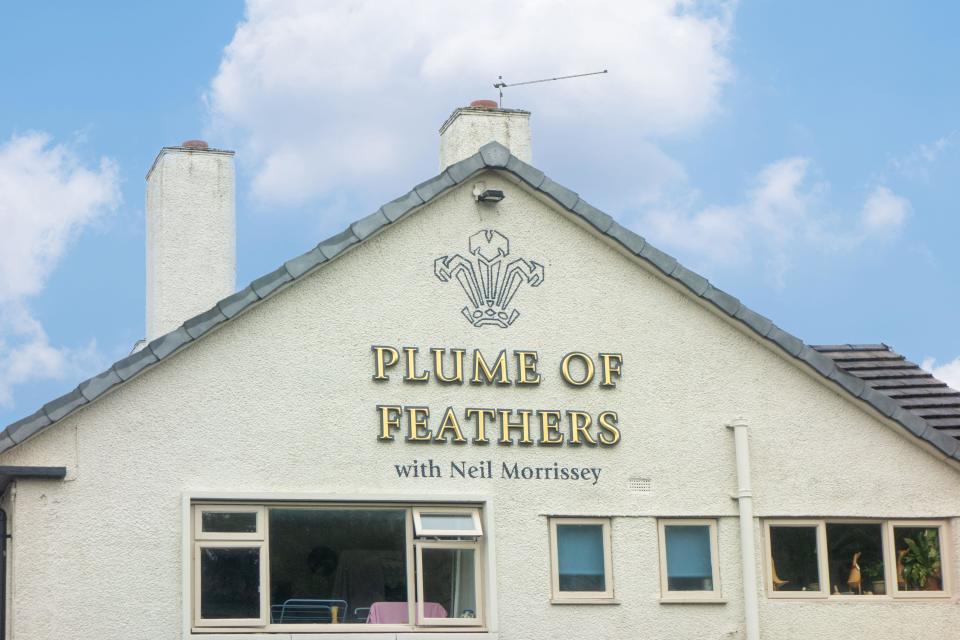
[628,476,653,495]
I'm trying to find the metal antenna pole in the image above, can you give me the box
[493,69,608,107]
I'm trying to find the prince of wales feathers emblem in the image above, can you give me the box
[434,230,545,328]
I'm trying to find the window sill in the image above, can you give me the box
[659,596,726,605]
[550,597,620,605]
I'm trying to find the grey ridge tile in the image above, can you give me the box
[702,286,742,317]
[444,153,485,184]
[184,306,229,339]
[43,389,87,423]
[505,156,545,188]
[672,264,710,296]
[766,326,804,357]
[538,176,579,210]
[217,287,259,319]
[350,210,390,241]
[414,172,456,202]
[7,409,52,443]
[862,388,900,418]
[318,228,359,260]
[380,190,425,222]
[148,327,193,360]
[252,266,294,299]
[734,306,774,337]
[572,199,614,233]
[479,141,511,167]
[832,371,866,398]
[605,224,646,255]
[284,246,327,279]
[0,433,14,453]
[113,348,159,381]
[892,408,929,438]
[925,428,960,457]
[639,243,679,276]
[78,368,123,402]
[799,347,836,377]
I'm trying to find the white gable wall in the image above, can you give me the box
[2,173,958,639]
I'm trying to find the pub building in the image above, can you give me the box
[1,101,959,640]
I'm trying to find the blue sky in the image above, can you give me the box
[0,1,958,426]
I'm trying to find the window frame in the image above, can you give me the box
[762,518,952,601]
[413,506,483,537]
[194,505,265,541]
[189,500,487,634]
[414,539,485,627]
[548,517,615,603]
[657,518,722,602]
[763,520,829,599]
[888,520,951,599]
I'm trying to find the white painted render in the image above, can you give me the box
[439,108,531,170]
[3,175,959,639]
[146,146,236,341]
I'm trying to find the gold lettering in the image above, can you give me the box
[435,407,467,443]
[599,353,623,388]
[568,411,597,445]
[376,405,402,441]
[498,409,533,445]
[465,407,495,443]
[405,406,432,442]
[561,352,595,386]
[372,346,399,381]
[515,351,542,385]
[597,411,621,445]
[403,347,429,382]
[432,348,465,384]
[472,350,510,385]
[537,410,564,445]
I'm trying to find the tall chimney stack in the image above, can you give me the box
[439,100,531,170]
[145,141,236,341]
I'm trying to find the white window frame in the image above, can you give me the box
[657,518,722,602]
[188,499,490,634]
[548,517,615,602]
[887,520,951,599]
[193,540,269,628]
[413,507,483,537]
[762,518,952,600]
[415,540,485,626]
[763,520,829,599]
[194,505,265,541]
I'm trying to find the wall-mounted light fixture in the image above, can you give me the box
[477,189,505,203]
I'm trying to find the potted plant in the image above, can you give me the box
[902,530,942,591]
[861,561,885,595]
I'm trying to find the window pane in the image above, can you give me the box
[202,511,257,534]
[769,526,820,592]
[269,509,407,624]
[200,547,260,619]
[893,526,943,592]
[826,523,884,595]
[420,513,476,532]
[664,525,713,591]
[556,524,605,592]
[421,548,478,620]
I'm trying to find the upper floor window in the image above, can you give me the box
[548,517,614,602]
[657,519,722,602]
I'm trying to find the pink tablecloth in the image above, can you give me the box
[366,601,448,624]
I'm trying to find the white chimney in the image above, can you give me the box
[439,100,531,170]
[145,140,236,341]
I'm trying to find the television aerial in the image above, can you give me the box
[493,69,608,107]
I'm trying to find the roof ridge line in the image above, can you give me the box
[2,141,957,464]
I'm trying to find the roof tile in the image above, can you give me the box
[251,266,294,299]
[7,409,52,444]
[113,347,159,381]
[414,172,456,203]
[605,224,646,255]
[283,246,327,279]
[217,287,259,319]
[572,199,614,233]
[479,141,511,168]
[380,190,425,222]
[702,286,742,317]
[78,368,123,402]
[444,153,485,184]
[148,326,192,360]
[43,389,87,423]
[318,228,359,259]
[734,306,774,337]
[505,156,546,188]
[183,306,229,339]
[639,243,679,275]
[539,176,579,210]
[672,264,710,296]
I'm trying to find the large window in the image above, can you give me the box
[192,503,484,632]
[548,517,614,601]
[764,519,949,599]
[657,519,722,601]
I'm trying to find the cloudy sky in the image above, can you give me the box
[1,1,958,425]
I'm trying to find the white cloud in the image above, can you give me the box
[922,357,960,391]
[0,132,119,407]
[207,0,735,207]
[633,157,911,287]
[888,133,956,181]
[861,185,909,234]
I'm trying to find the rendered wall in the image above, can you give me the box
[2,173,959,639]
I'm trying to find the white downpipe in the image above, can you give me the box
[728,418,761,640]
